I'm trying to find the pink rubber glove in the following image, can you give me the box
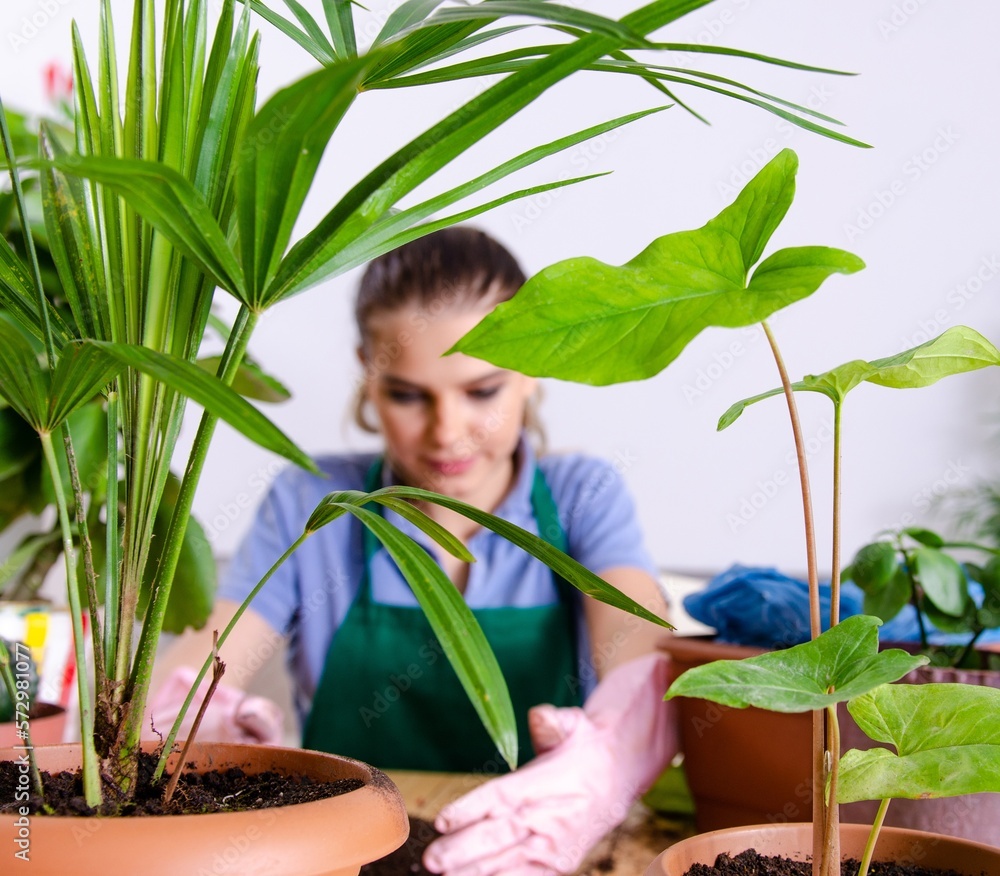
[423,653,677,876]
[147,667,284,746]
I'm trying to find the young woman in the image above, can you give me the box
[151,227,677,875]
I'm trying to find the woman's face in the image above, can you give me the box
[361,302,536,507]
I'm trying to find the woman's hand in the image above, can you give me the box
[423,653,678,876]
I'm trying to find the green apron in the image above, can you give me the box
[301,458,582,772]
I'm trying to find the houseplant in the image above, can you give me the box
[453,148,1000,873]
[0,0,861,871]
[846,525,1000,669]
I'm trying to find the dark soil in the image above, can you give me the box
[687,849,981,876]
[0,750,362,816]
[359,815,640,876]
[362,816,442,875]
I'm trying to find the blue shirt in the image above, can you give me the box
[219,438,658,722]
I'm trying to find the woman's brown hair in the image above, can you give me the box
[352,227,544,445]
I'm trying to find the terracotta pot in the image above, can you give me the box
[660,636,1000,847]
[0,703,68,747]
[0,741,409,876]
[646,822,1000,875]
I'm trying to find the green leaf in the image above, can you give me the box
[979,557,1000,618]
[322,0,357,58]
[913,547,967,616]
[418,3,657,50]
[242,0,334,63]
[196,356,291,403]
[234,54,372,303]
[865,326,1000,389]
[265,2,720,302]
[0,529,62,594]
[717,328,999,428]
[665,615,927,712]
[370,496,476,564]
[839,683,1000,803]
[903,527,945,548]
[39,123,109,341]
[305,106,665,284]
[46,342,120,428]
[84,341,317,473]
[0,318,49,430]
[863,566,912,625]
[50,155,247,301]
[849,541,898,592]
[330,500,517,769]
[455,149,863,385]
[0,408,38,481]
[371,485,672,629]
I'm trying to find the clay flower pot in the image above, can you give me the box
[661,635,1000,847]
[0,741,408,876]
[646,822,1000,875]
[0,703,67,747]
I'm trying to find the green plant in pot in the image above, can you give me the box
[453,148,1000,874]
[0,0,865,871]
[846,526,1000,669]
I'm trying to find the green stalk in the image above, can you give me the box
[62,424,107,691]
[124,306,258,756]
[153,530,308,780]
[762,321,835,876]
[856,798,891,876]
[104,391,121,678]
[830,401,843,627]
[40,432,102,807]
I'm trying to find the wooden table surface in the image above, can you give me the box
[385,770,695,875]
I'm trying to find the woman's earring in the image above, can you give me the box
[352,384,381,434]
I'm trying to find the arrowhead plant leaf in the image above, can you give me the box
[719,326,1000,429]
[454,148,864,385]
[839,683,1000,803]
[665,615,927,712]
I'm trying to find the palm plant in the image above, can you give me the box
[0,0,859,812]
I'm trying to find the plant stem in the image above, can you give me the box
[856,798,891,876]
[162,642,225,806]
[830,401,843,627]
[40,431,102,807]
[762,321,830,876]
[821,705,842,875]
[153,532,309,781]
[124,306,258,762]
[104,391,121,679]
[954,627,985,669]
[901,546,929,650]
[763,322,820,636]
[61,423,107,695]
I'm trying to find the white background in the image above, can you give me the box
[2,0,999,581]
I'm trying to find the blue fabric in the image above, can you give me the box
[683,563,1000,649]
[218,436,658,722]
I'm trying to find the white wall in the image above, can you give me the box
[3,0,998,580]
